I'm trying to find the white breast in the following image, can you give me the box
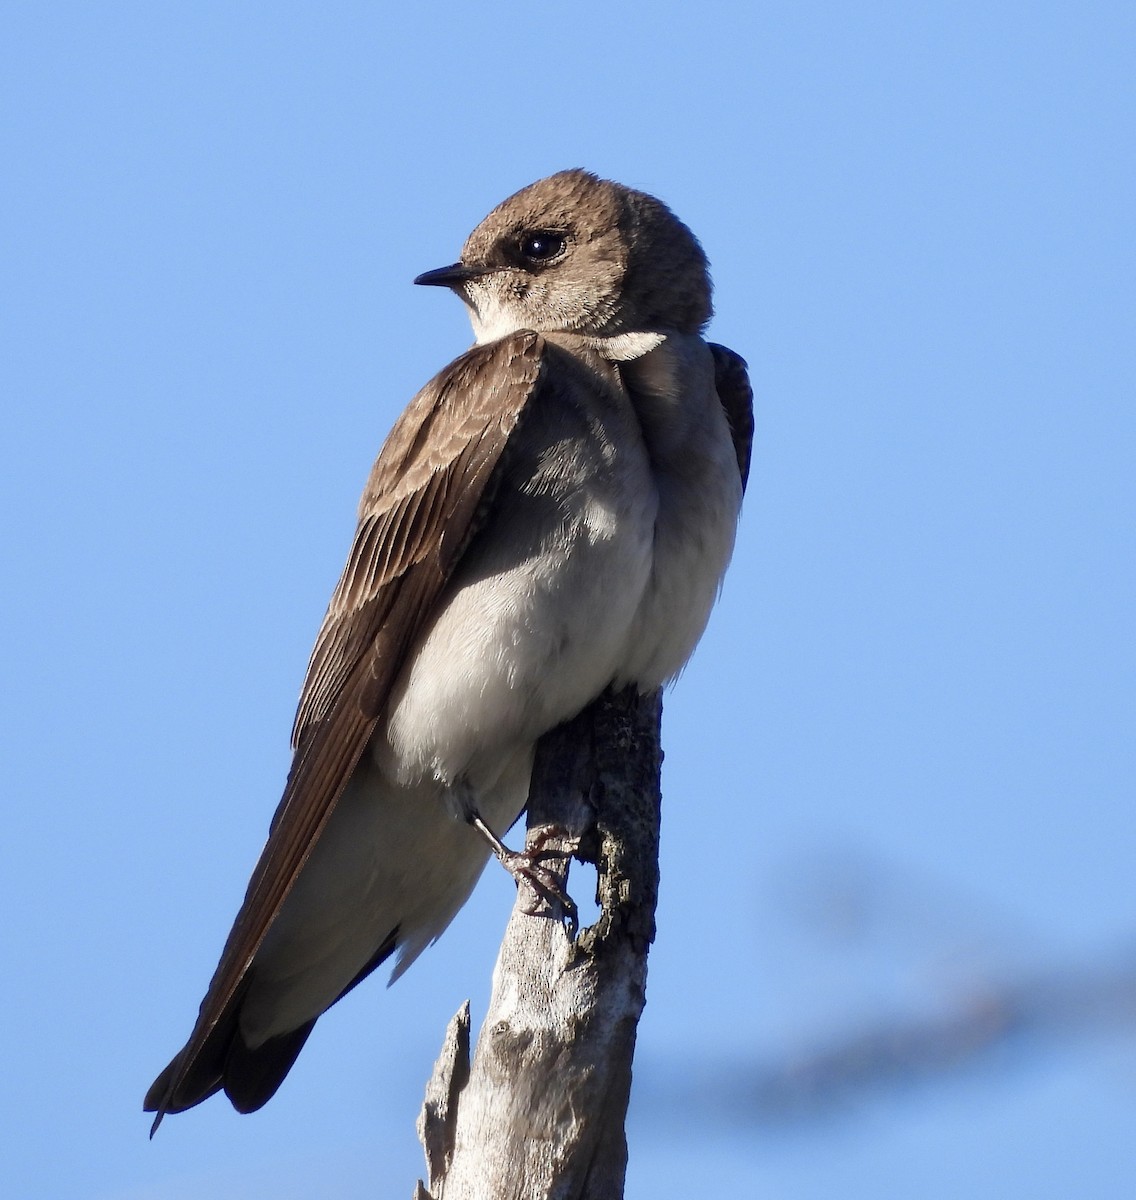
[377,348,658,789]
[375,332,740,790]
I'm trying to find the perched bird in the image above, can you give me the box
[145,169,753,1131]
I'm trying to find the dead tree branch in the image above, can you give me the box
[414,685,663,1199]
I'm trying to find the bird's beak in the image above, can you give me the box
[413,262,481,289]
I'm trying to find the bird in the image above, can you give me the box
[144,168,753,1132]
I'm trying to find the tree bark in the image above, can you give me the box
[414,685,663,1200]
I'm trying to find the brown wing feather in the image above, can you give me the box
[146,331,546,1129]
[708,343,754,491]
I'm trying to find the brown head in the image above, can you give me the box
[415,170,712,343]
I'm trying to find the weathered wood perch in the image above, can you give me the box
[414,685,664,1200]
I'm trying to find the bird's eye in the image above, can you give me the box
[517,231,566,264]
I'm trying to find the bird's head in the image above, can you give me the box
[415,169,712,344]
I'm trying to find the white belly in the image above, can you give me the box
[378,485,655,789]
[377,344,659,788]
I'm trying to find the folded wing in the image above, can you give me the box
[145,332,547,1130]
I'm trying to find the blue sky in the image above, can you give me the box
[3,2,1134,1196]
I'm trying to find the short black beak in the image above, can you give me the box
[413,262,479,289]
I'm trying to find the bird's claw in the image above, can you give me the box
[495,829,579,939]
[468,811,580,938]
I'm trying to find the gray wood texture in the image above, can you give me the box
[415,686,664,1199]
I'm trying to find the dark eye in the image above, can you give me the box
[517,231,566,264]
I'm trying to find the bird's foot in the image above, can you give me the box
[469,815,579,938]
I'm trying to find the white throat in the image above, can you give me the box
[464,289,668,363]
[466,292,526,345]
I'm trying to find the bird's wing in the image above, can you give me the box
[146,331,547,1127]
[708,343,754,491]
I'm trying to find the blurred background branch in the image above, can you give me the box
[634,850,1136,1132]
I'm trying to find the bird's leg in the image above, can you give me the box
[454,784,579,937]
[478,816,580,940]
